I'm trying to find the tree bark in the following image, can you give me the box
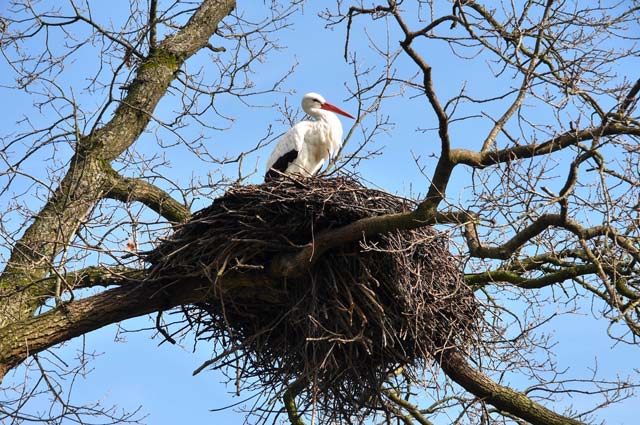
[0,270,273,383]
[438,347,584,425]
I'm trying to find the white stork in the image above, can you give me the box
[265,92,355,181]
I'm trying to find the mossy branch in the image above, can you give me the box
[465,264,599,289]
[385,389,434,425]
[438,347,584,425]
[283,378,308,425]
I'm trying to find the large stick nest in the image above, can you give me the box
[146,176,480,422]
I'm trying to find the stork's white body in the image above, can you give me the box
[265,93,354,180]
[266,113,343,177]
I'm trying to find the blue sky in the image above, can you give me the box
[1,1,639,424]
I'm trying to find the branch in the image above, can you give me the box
[0,269,272,381]
[388,0,453,206]
[104,170,191,223]
[271,200,638,293]
[479,0,554,152]
[618,77,640,115]
[451,123,640,168]
[270,210,425,278]
[38,265,143,295]
[438,347,584,425]
[385,389,434,425]
[271,196,633,330]
[464,213,640,263]
[270,208,476,278]
[465,264,599,289]
[149,0,158,49]
[465,214,564,260]
[283,378,308,425]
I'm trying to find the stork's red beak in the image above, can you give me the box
[321,102,355,119]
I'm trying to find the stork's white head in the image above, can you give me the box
[301,92,355,119]
[301,92,326,116]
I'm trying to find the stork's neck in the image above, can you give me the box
[309,109,344,156]
[310,109,341,125]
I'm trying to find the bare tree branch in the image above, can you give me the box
[438,346,584,425]
[104,170,191,223]
[0,270,272,381]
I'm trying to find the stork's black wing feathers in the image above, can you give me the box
[265,149,299,181]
